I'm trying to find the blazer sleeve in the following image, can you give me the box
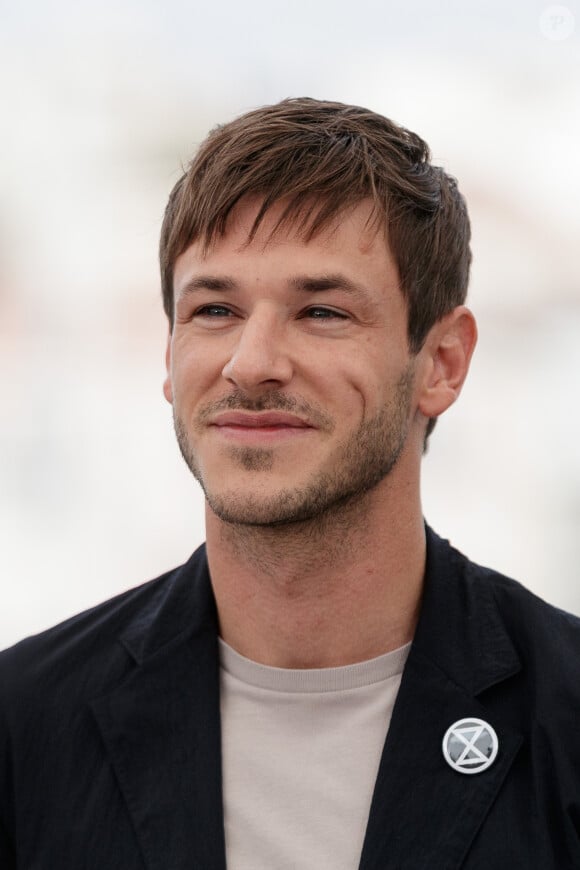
[0,706,15,868]
[0,816,16,869]
[0,652,16,868]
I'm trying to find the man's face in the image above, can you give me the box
[164,198,421,527]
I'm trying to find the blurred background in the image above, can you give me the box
[1,0,579,648]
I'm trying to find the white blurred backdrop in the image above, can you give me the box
[1,0,579,648]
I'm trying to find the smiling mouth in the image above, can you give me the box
[210,412,315,442]
[212,411,312,427]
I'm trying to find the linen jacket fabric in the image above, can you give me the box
[1,527,579,869]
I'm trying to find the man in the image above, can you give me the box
[1,98,579,869]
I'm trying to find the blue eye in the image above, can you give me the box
[196,305,232,317]
[305,307,347,320]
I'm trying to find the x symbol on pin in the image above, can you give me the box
[442,718,499,775]
[453,724,489,765]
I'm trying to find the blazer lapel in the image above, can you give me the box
[91,548,227,870]
[359,529,524,870]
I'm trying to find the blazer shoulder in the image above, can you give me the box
[0,553,202,708]
[464,548,580,635]
[451,538,580,688]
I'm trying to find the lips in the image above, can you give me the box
[210,412,313,429]
[208,411,316,444]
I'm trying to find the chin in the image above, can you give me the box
[204,488,308,527]
[203,473,382,529]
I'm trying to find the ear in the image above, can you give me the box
[417,306,477,420]
[162,331,173,404]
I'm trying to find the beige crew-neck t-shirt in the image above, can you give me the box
[219,638,411,870]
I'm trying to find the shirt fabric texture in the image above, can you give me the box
[219,638,410,870]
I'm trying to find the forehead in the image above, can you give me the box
[223,195,382,249]
[174,196,398,282]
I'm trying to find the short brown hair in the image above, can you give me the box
[160,97,470,349]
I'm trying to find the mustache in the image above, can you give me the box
[196,390,335,431]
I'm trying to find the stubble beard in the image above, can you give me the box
[173,366,414,529]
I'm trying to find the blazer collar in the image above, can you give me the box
[91,545,227,870]
[414,526,521,694]
[119,544,217,666]
[359,527,524,869]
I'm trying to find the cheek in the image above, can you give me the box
[336,345,390,413]
[170,336,224,396]
[313,361,372,422]
[294,337,387,420]
[350,362,413,423]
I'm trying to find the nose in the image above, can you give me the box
[221,306,293,394]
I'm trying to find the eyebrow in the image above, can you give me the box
[178,273,370,300]
[288,274,369,299]
[179,276,239,295]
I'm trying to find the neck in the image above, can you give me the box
[205,477,426,669]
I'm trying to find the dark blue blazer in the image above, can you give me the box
[1,527,580,868]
